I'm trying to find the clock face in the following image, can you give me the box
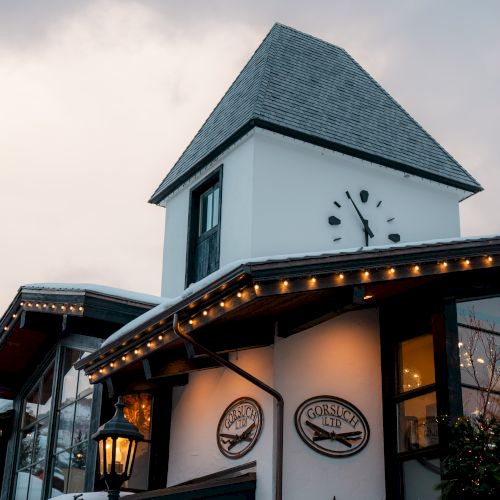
[328,189,401,246]
[294,395,370,458]
[216,397,263,459]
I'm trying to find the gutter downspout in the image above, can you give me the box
[173,313,284,500]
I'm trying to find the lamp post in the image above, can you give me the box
[92,397,144,500]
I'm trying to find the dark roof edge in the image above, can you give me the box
[149,120,483,205]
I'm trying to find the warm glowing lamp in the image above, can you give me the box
[93,397,144,499]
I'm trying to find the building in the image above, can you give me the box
[2,23,499,500]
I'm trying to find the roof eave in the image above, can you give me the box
[149,120,482,205]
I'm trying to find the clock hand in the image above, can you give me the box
[219,433,239,439]
[335,431,362,438]
[346,191,374,239]
[240,422,256,440]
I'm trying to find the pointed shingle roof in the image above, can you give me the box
[150,24,481,204]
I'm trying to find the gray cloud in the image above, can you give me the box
[0,0,499,310]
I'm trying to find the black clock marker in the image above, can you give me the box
[388,234,401,243]
[387,217,395,222]
[376,200,382,207]
[360,190,369,203]
[328,216,341,226]
[333,237,342,242]
[334,201,341,208]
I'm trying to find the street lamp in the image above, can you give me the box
[93,396,144,499]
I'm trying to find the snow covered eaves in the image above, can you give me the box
[77,234,500,381]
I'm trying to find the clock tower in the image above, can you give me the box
[150,24,481,298]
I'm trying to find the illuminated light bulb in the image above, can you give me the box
[188,319,194,325]
[389,267,395,275]
[51,304,56,309]
[237,292,242,298]
[69,306,74,312]
[414,265,420,272]
[142,404,145,409]
[35,303,40,308]
[20,302,24,306]
[477,357,485,364]
[458,341,463,348]
[12,313,17,319]
[283,280,289,286]
[465,259,470,265]
[89,374,93,380]
[203,310,208,316]
[158,335,163,340]
[134,349,139,355]
[363,295,373,300]
[3,326,8,331]
[487,256,493,263]
[220,301,225,307]
[27,303,32,308]
[61,305,66,311]
[311,277,317,283]
[339,273,344,280]
[147,342,151,348]
[79,306,84,312]
[42,304,47,309]
[364,271,370,278]
[110,362,114,368]
[99,368,103,374]
[442,261,448,268]
[122,355,127,361]
[254,284,260,291]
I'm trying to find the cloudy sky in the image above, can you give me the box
[0,0,499,310]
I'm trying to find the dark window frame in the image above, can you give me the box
[2,335,102,500]
[185,166,223,287]
[380,298,460,499]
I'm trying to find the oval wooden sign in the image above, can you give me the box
[294,395,369,457]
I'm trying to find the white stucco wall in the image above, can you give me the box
[251,129,463,257]
[167,309,385,500]
[167,347,275,499]
[161,134,255,298]
[161,128,465,297]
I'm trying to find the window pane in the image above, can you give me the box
[38,363,55,420]
[32,419,49,465]
[74,396,93,444]
[27,462,45,500]
[23,385,40,428]
[123,393,152,439]
[199,191,210,234]
[56,404,76,453]
[123,442,150,490]
[398,334,435,393]
[60,349,82,406]
[212,187,220,229]
[19,428,35,469]
[458,326,500,390]
[76,358,92,399]
[403,458,440,500]
[462,387,500,419]
[457,298,500,333]
[66,446,87,493]
[398,392,438,452]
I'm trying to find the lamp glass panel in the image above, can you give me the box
[115,437,131,475]
[98,440,104,476]
[398,334,435,393]
[105,437,114,474]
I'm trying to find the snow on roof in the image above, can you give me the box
[100,234,500,349]
[23,283,162,305]
[48,492,132,499]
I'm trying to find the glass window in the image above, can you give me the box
[199,185,220,236]
[14,347,97,500]
[398,334,435,393]
[403,458,441,500]
[457,298,500,332]
[462,387,500,419]
[122,394,152,491]
[398,392,438,452]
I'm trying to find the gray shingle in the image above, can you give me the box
[150,24,481,203]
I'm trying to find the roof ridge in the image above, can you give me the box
[340,48,480,187]
[254,24,282,116]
